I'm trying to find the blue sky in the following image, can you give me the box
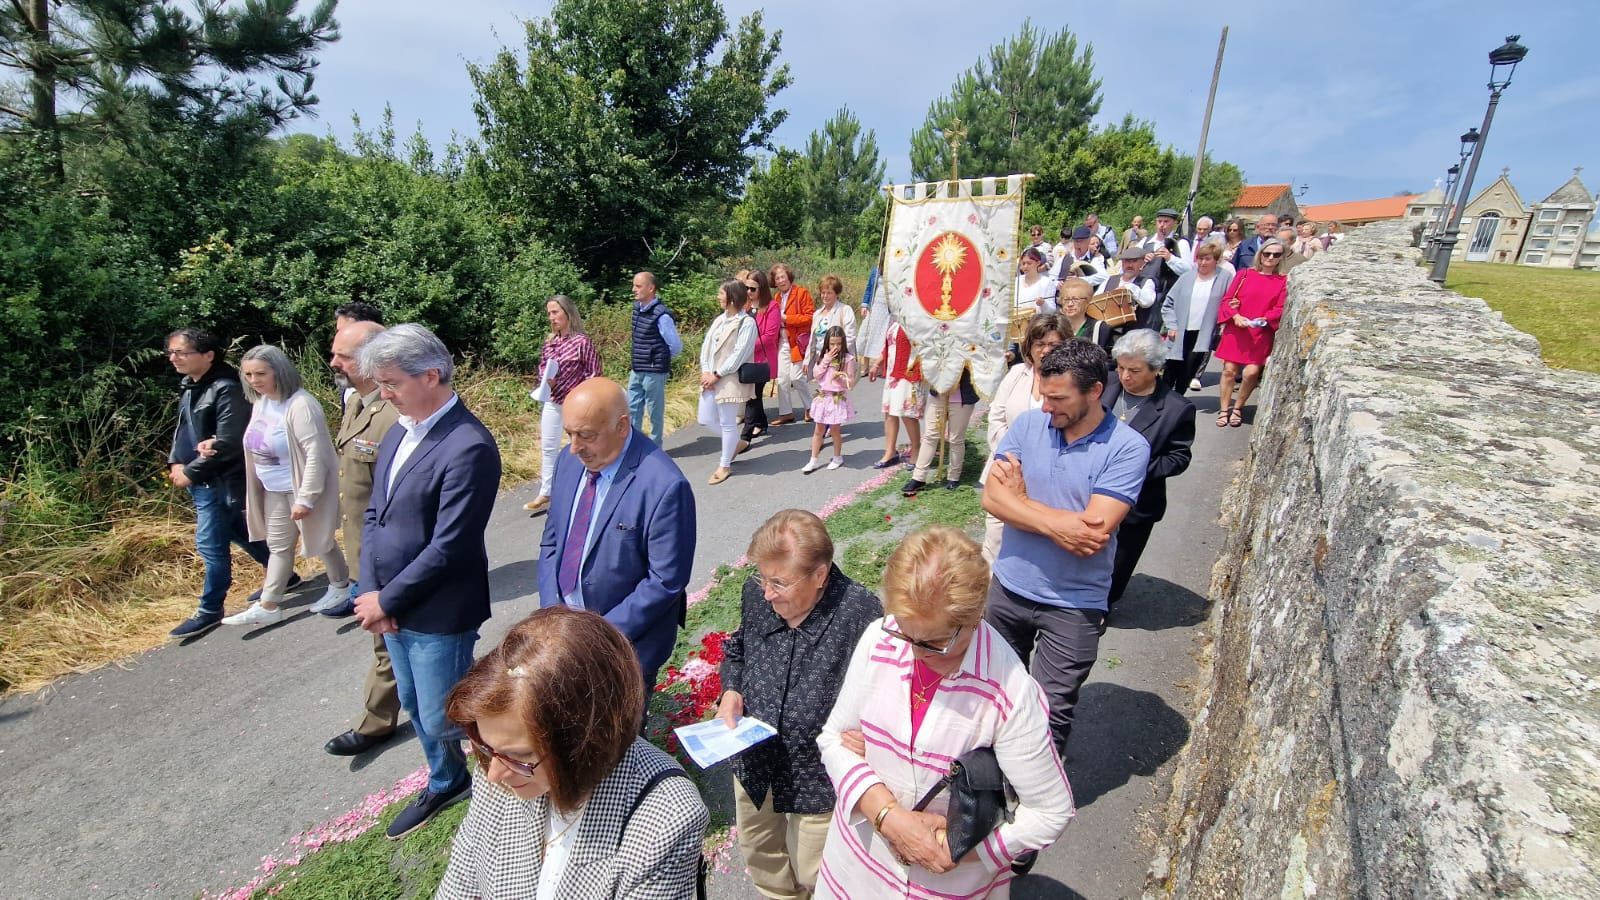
[290,0,1597,208]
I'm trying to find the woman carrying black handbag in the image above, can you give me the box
[815,527,1075,898]
[737,269,779,454]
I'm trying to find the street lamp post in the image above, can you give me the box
[1424,129,1477,261]
[1430,36,1528,285]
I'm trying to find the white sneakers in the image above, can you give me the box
[802,457,845,473]
[309,582,352,614]
[1189,377,1203,392]
[222,602,283,626]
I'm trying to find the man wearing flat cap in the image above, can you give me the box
[1088,246,1161,342]
[1054,224,1110,288]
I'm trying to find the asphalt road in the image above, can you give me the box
[0,372,1250,899]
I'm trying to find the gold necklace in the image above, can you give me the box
[543,806,584,848]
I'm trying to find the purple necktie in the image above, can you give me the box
[558,470,601,598]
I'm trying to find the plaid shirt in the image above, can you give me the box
[540,332,602,405]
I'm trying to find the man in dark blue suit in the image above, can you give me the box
[538,377,696,691]
[1234,213,1279,270]
[352,324,502,840]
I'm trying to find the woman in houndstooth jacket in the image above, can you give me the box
[436,608,708,899]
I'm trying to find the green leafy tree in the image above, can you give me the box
[466,0,790,281]
[1026,116,1244,235]
[908,21,1099,182]
[0,0,339,175]
[803,106,884,258]
[728,148,807,250]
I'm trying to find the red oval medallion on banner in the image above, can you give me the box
[914,231,982,321]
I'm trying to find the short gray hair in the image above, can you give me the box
[358,323,454,384]
[239,344,303,402]
[1111,328,1168,369]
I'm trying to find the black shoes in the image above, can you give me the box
[944,480,960,490]
[1011,849,1039,876]
[324,729,392,756]
[246,572,302,603]
[386,779,471,840]
[169,613,221,639]
[902,479,927,497]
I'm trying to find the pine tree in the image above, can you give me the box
[728,149,808,250]
[803,106,884,258]
[0,0,339,176]
[908,21,1100,182]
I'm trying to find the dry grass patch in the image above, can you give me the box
[0,363,705,697]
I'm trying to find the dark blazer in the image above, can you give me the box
[1101,380,1196,525]
[538,427,697,681]
[362,399,502,634]
[1234,234,1267,271]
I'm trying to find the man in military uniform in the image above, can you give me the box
[320,319,405,756]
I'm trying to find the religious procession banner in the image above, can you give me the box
[878,175,1028,397]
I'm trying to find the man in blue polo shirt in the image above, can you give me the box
[982,340,1150,758]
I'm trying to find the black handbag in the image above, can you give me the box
[911,746,1016,862]
[737,361,770,385]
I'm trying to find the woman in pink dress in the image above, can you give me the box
[1214,237,1288,427]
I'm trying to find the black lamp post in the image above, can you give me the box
[1430,36,1528,284]
[1424,129,1478,260]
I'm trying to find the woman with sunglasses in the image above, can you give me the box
[714,509,882,900]
[815,527,1074,897]
[1213,237,1290,428]
[437,608,709,899]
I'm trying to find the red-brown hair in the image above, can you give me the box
[446,608,644,812]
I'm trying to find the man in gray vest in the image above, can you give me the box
[626,271,683,445]
[321,319,405,756]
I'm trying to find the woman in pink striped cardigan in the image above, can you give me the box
[814,527,1075,898]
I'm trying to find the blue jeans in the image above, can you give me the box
[189,482,270,617]
[627,370,669,444]
[385,629,478,794]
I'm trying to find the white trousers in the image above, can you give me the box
[775,353,812,416]
[538,401,564,499]
[712,401,740,468]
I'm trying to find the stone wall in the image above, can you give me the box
[1145,223,1599,898]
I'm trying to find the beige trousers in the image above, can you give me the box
[734,780,831,900]
[912,400,975,482]
[260,490,349,605]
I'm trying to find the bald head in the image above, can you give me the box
[562,377,631,471]
[331,320,387,392]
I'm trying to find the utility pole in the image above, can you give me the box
[1183,27,1228,234]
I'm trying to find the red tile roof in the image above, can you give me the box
[1234,184,1292,208]
[1300,195,1420,223]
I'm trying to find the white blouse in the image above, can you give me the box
[1186,275,1217,331]
[534,804,586,900]
[1014,274,1058,315]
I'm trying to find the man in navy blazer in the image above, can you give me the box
[538,378,696,690]
[352,324,502,840]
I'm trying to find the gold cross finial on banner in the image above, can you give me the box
[943,118,967,183]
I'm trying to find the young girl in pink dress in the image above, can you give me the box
[802,326,856,473]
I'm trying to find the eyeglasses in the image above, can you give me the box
[753,567,821,596]
[165,348,200,358]
[881,622,964,655]
[467,724,542,778]
[1260,251,1283,259]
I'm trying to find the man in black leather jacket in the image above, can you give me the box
[165,327,271,638]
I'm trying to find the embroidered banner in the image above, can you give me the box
[879,175,1027,397]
